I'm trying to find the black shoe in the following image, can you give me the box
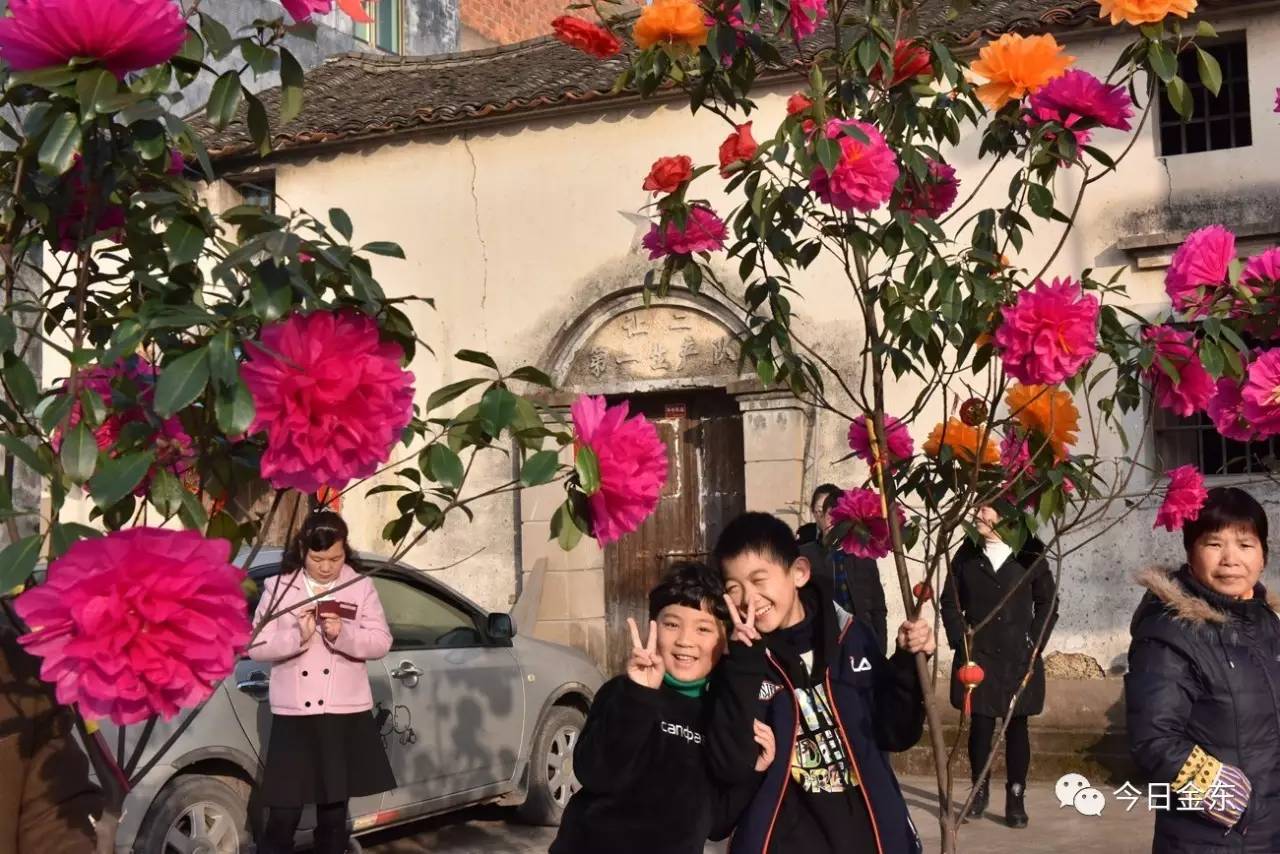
[965,780,989,820]
[1006,781,1029,828]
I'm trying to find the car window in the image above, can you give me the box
[373,575,484,651]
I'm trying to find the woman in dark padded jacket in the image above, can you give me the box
[1126,487,1280,853]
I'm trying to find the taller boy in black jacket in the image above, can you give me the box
[709,512,932,854]
[550,561,773,854]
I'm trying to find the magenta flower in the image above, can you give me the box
[1241,348,1280,438]
[0,0,187,76]
[56,158,126,252]
[1000,430,1034,481]
[1275,86,1280,113]
[1207,376,1255,443]
[995,277,1100,385]
[281,0,332,22]
[15,528,250,725]
[1027,70,1134,141]
[1243,247,1280,285]
[241,310,416,493]
[1144,325,1215,417]
[571,395,668,545]
[894,159,960,221]
[847,414,914,465]
[810,119,900,213]
[1154,465,1208,532]
[642,206,728,259]
[788,0,826,41]
[1165,225,1236,317]
[827,488,905,560]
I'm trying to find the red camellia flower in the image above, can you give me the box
[1154,465,1208,532]
[787,92,814,115]
[642,205,728,258]
[1143,325,1214,417]
[0,0,187,75]
[718,122,758,177]
[893,159,960,221]
[15,528,251,725]
[241,310,416,493]
[643,154,693,194]
[827,487,905,559]
[870,39,934,88]
[552,15,623,58]
[571,395,668,544]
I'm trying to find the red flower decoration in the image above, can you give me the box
[643,154,693,194]
[571,395,668,544]
[241,310,416,493]
[718,122,758,177]
[0,0,186,75]
[552,15,623,59]
[1154,465,1208,532]
[15,528,250,725]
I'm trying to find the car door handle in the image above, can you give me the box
[390,662,421,686]
[237,671,269,699]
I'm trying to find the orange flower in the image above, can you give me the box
[633,0,708,50]
[1098,0,1197,26]
[1006,383,1079,461]
[923,418,1000,466]
[969,33,1075,110]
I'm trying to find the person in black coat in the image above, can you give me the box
[798,484,890,655]
[1126,486,1280,853]
[940,506,1057,828]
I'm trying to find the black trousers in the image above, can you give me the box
[259,801,349,854]
[969,714,1031,786]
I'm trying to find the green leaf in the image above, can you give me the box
[575,445,601,496]
[148,467,184,517]
[509,366,554,388]
[551,501,584,551]
[49,523,100,559]
[0,435,49,476]
[520,450,561,487]
[427,444,464,490]
[215,377,256,435]
[455,349,498,370]
[329,208,354,241]
[208,330,238,386]
[1167,76,1193,120]
[178,488,209,531]
[3,354,38,410]
[1196,21,1218,39]
[426,377,487,412]
[1147,41,1177,83]
[206,71,244,131]
[479,387,518,434]
[0,315,15,353]
[815,136,840,173]
[361,241,405,258]
[279,48,305,125]
[60,422,97,484]
[103,319,144,366]
[206,510,241,547]
[246,92,271,156]
[1195,47,1222,96]
[1027,183,1056,217]
[87,451,155,510]
[154,348,210,417]
[164,216,206,266]
[0,535,42,592]
[200,12,234,58]
[37,111,81,176]
[75,69,117,119]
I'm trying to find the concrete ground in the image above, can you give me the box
[362,775,1156,853]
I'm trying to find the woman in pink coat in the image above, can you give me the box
[249,511,396,854]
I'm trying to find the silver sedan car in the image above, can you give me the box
[102,550,602,853]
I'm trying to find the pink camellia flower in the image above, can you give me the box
[847,414,914,465]
[788,0,826,41]
[642,205,728,259]
[1207,376,1255,443]
[1242,247,1280,285]
[570,395,668,544]
[1241,348,1280,438]
[1154,465,1208,532]
[894,159,960,221]
[0,0,187,76]
[166,148,185,176]
[1165,225,1236,317]
[827,487,905,559]
[1143,325,1215,417]
[1000,430,1034,481]
[810,119,900,213]
[995,277,1100,385]
[14,528,250,725]
[281,0,331,22]
[241,310,415,493]
[1026,69,1134,145]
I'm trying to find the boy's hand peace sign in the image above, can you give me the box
[626,617,665,689]
[724,593,762,647]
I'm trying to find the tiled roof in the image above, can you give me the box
[195,0,1232,162]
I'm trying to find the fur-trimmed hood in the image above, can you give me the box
[1134,565,1280,629]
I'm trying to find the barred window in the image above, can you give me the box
[1158,39,1252,156]
[1154,407,1278,475]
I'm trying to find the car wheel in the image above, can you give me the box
[517,704,585,826]
[134,774,250,854]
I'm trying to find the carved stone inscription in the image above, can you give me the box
[566,307,741,387]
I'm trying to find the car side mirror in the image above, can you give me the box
[487,612,515,640]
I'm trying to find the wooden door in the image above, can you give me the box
[602,392,745,676]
